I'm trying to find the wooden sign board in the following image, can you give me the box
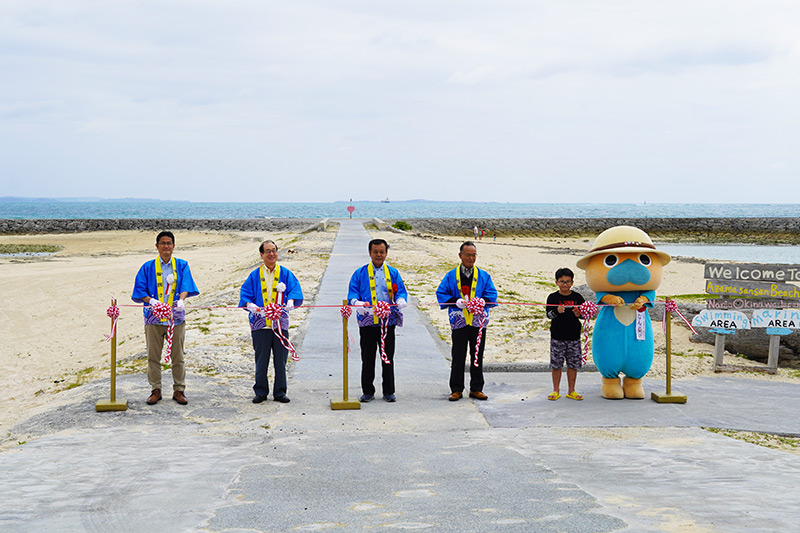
[705,263,800,283]
[751,309,800,329]
[705,279,800,301]
[691,310,750,330]
[706,298,800,310]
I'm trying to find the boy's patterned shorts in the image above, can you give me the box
[550,339,582,370]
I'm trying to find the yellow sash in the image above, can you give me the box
[368,263,393,325]
[456,267,479,326]
[259,263,281,328]
[155,257,177,323]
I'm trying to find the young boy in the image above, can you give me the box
[546,268,585,400]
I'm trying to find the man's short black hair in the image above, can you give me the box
[555,267,574,280]
[259,240,278,254]
[368,239,389,252]
[460,241,477,252]
[156,231,175,245]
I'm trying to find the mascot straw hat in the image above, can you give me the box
[576,225,671,269]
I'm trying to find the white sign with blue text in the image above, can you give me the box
[691,310,750,334]
[751,309,800,335]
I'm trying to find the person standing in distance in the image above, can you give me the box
[347,239,408,403]
[132,231,199,406]
[436,241,498,401]
[239,240,303,404]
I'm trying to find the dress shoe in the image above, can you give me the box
[448,391,462,402]
[383,394,396,402]
[172,390,188,405]
[252,395,268,404]
[359,394,374,402]
[469,391,488,400]
[274,396,291,403]
[146,389,162,405]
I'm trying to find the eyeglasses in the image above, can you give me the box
[262,249,278,255]
[557,280,573,284]
[157,241,174,247]
[461,253,477,258]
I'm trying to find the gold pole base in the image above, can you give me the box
[330,399,361,410]
[95,399,129,412]
[650,391,687,404]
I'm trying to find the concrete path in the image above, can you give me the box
[1,219,800,532]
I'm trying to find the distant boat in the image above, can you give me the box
[381,197,390,203]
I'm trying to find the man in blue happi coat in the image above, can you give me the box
[132,231,199,406]
[436,241,497,401]
[347,239,408,403]
[239,240,303,404]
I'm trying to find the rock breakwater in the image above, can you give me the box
[388,217,800,243]
[0,218,323,234]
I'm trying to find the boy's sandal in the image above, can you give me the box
[547,391,560,401]
[566,391,583,401]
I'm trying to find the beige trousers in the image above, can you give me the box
[145,322,186,392]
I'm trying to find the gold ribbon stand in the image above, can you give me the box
[331,299,361,410]
[96,298,129,412]
[651,306,687,404]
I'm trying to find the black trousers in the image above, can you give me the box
[251,329,288,398]
[450,326,486,393]
[359,325,395,396]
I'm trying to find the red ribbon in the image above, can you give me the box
[374,301,392,364]
[104,305,120,342]
[465,297,487,367]
[264,302,298,361]
[663,299,697,335]
[578,301,598,365]
[150,301,174,363]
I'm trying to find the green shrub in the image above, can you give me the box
[392,221,412,231]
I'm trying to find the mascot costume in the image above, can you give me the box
[577,226,670,399]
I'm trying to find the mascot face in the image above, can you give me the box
[577,225,670,293]
[585,251,663,293]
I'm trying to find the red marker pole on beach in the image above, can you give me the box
[96,298,129,412]
[331,299,360,410]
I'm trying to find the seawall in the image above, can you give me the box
[385,217,800,243]
[3,217,800,242]
[0,218,322,234]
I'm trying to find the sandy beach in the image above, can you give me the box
[1,223,797,440]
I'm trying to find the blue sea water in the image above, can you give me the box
[2,199,799,263]
[1,199,799,220]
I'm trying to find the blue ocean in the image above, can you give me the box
[1,199,798,220]
[3,199,799,263]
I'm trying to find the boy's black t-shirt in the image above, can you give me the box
[546,290,586,340]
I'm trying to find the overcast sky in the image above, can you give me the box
[1,1,798,203]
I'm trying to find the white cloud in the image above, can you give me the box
[1,1,799,202]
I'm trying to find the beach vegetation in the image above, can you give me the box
[197,324,211,334]
[662,294,708,304]
[392,221,413,231]
[62,366,97,390]
[704,427,800,455]
[0,244,63,254]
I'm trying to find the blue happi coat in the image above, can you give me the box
[436,267,498,330]
[132,258,199,325]
[347,263,407,327]
[239,265,303,331]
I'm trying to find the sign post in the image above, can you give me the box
[691,310,751,372]
[96,298,128,412]
[331,299,360,410]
